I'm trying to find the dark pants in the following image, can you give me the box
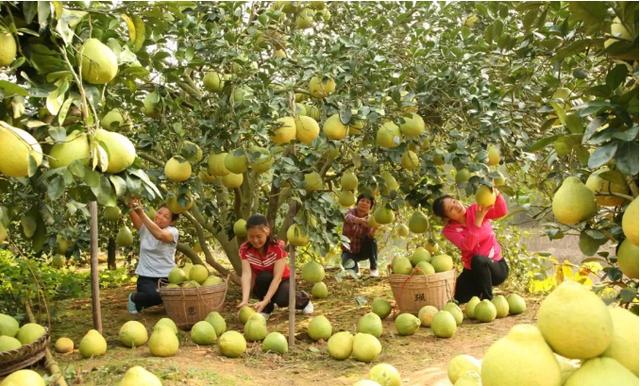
[341,236,378,272]
[454,256,509,303]
[132,276,165,311]
[252,271,310,314]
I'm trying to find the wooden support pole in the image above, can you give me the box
[288,245,296,346]
[89,201,102,333]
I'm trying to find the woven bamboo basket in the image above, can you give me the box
[158,276,228,330]
[0,328,49,377]
[388,269,456,313]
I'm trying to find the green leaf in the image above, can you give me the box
[37,1,51,30]
[615,141,639,176]
[90,175,117,206]
[54,8,87,45]
[47,175,65,200]
[48,126,67,143]
[56,97,74,126]
[579,231,599,256]
[564,113,584,134]
[528,134,560,152]
[109,175,127,197]
[0,81,28,97]
[587,142,618,169]
[606,64,628,91]
[568,2,609,33]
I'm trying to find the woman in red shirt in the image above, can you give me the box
[236,214,313,318]
[341,193,379,277]
[432,189,509,303]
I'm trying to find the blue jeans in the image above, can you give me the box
[131,276,165,311]
[341,237,378,272]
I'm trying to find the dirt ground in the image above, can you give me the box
[43,272,541,386]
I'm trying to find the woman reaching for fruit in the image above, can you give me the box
[126,197,180,314]
[432,187,508,303]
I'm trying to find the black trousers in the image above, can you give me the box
[132,276,165,311]
[454,256,509,303]
[341,236,378,272]
[252,271,310,314]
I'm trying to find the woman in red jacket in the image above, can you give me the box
[432,189,509,303]
[236,214,313,318]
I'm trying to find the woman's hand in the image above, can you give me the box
[128,197,142,212]
[475,205,491,227]
[253,299,269,313]
[237,300,249,309]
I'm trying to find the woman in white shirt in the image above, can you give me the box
[126,197,179,314]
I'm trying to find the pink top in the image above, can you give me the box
[442,193,508,270]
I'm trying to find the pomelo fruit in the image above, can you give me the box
[395,224,410,237]
[54,337,73,353]
[272,117,297,145]
[391,256,412,275]
[189,264,209,284]
[148,326,179,357]
[17,323,46,344]
[116,225,133,247]
[286,224,309,246]
[0,32,17,66]
[455,169,471,184]
[371,298,392,319]
[307,315,332,341]
[0,313,19,337]
[602,307,638,375]
[218,330,247,358]
[221,172,243,188]
[552,176,597,225]
[224,150,248,174]
[204,311,227,336]
[118,320,148,347]
[203,71,224,92]
[448,354,481,384]
[475,185,496,207]
[261,331,288,354]
[369,363,401,386]
[117,366,162,386]
[431,311,458,338]
[431,254,453,272]
[100,109,124,130]
[351,332,382,362]
[308,76,336,98]
[304,172,323,191]
[338,190,357,207]
[408,210,429,233]
[622,197,638,245]
[395,313,420,336]
[323,114,348,140]
[238,306,256,324]
[0,369,45,386]
[168,267,187,284]
[373,206,395,224]
[154,318,178,334]
[399,113,425,137]
[506,294,526,315]
[465,296,481,319]
[0,336,21,352]
[0,122,43,177]
[418,305,438,327]
[164,156,192,182]
[103,206,122,222]
[410,247,431,265]
[244,313,267,342]
[94,129,136,173]
[295,115,320,145]
[341,171,358,191]
[454,371,482,386]
[443,302,464,326]
[481,324,561,386]
[474,299,497,323]
[49,131,90,168]
[585,168,630,207]
[202,275,223,286]
[207,152,230,176]
[80,38,118,84]
[564,357,637,386]
[376,121,401,149]
[311,281,329,299]
[491,295,509,318]
[191,320,217,345]
[536,281,612,359]
[486,145,500,166]
[79,329,107,358]
[233,219,247,238]
[415,261,435,275]
[401,150,419,170]
[617,239,639,279]
[327,331,353,360]
[357,312,383,338]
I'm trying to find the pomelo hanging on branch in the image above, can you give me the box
[80,38,119,84]
[47,132,91,168]
[0,121,43,177]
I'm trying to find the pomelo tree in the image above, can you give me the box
[0,1,637,308]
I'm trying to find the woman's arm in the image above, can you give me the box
[128,199,143,230]
[237,259,253,308]
[345,210,368,226]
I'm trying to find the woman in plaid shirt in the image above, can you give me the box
[341,193,379,277]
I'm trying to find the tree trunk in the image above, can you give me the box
[107,237,116,270]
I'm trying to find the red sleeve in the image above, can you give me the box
[485,193,507,220]
[442,224,479,254]
[273,240,288,260]
[239,242,250,260]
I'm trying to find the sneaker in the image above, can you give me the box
[369,269,380,278]
[127,293,138,314]
[302,301,314,315]
[259,312,271,321]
